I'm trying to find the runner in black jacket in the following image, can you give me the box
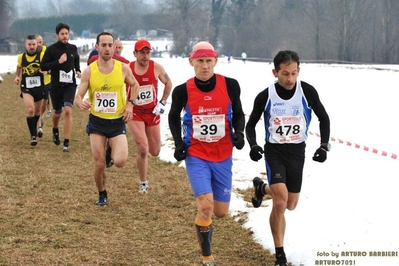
[245,50,330,266]
[41,23,81,152]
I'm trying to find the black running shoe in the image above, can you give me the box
[275,258,287,266]
[96,191,107,206]
[31,136,38,146]
[105,140,114,168]
[252,177,266,208]
[53,128,60,146]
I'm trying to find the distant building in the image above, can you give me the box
[147,30,157,38]
[136,30,146,39]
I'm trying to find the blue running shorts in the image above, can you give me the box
[185,155,232,202]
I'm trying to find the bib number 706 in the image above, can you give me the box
[96,98,116,108]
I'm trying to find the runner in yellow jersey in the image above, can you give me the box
[14,35,46,146]
[75,32,139,206]
[35,34,52,138]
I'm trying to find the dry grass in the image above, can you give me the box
[0,72,279,266]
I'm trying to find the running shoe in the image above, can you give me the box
[275,258,288,266]
[30,136,37,146]
[203,258,216,266]
[53,128,60,146]
[37,127,43,138]
[63,144,70,152]
[46,110,52,117]
[138,181,148,193]
[252,177,266,208]
[96,191,107,206]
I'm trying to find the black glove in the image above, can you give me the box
[174,142,186,161]
[312,146,327,163]
[233,132,245,150]
[249,145,264,161]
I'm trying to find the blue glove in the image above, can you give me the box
[233,132,245,150]
[249,145,264,161]
[174,143,186,161]
[152,101,166,115]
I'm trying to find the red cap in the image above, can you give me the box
[134,39,151,51]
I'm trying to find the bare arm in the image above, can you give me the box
[14,66,22,85]
[155,62,172,102]
[74,67,92,111]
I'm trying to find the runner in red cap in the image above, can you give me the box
[126,39,172,194]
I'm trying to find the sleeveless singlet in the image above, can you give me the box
[20,52,43,90]
[88,60,126,119]
[129,60,158,109]
[183,74,233,162]
[264,80,312,144]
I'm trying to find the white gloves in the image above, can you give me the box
[152,101,166,115]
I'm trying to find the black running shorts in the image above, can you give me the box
[20,85,46,102]
[86,114,126,139]
[264,142,306,193]
[49,85,77,112]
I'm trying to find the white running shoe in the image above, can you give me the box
[138,181,148,193]
[37,127,43,138]
[63,145,70,152]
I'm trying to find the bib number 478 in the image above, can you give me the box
[275,125,300,136]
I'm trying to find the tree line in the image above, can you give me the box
[2,0,399,64]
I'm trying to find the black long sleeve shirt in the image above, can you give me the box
[41,41,81,87]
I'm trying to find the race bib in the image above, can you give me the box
[271,116,304,143]
[25,76,41,88]
[136,84,154,105]
[192,114,225,142]
[59,70,73,83]
[94,91,117,113]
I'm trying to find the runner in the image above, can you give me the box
[75,32,140,206]
[14,34,46,146]
[41,23,81,152]
[126,39,172,193]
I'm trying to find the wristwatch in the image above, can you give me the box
[129,99,137,105]
[321,143,331,151]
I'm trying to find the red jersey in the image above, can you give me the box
[183,74,233,162]
[127,60,158,110]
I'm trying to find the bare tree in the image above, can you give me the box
[106,0,140,39]
[0,0,15,38]
[164,0,200,54]
[379,0,399,63]
[207,0,227,48]
[223,0,256,56]
[327,0,373,62]
[302,0,326,60]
